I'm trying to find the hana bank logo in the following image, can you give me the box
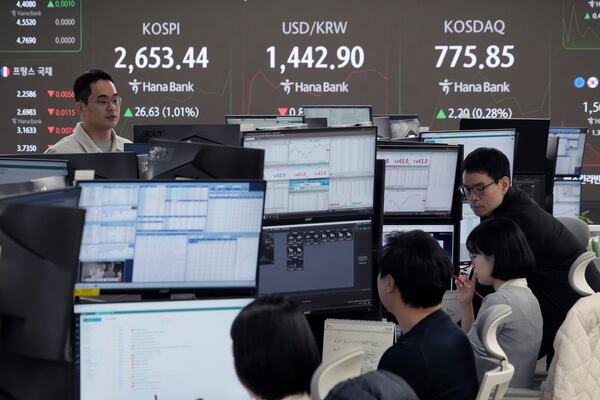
[128,79,142,94]
[280,79,294,95]
[439,79,453,95]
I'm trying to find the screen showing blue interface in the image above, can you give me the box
[76,181,265,290]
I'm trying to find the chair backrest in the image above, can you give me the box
[556,216,590,250]
[568,251,597,296]
[310,347,365,400]
[475,304,516,400]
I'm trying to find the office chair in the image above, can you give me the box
[474,304,516,400]
[556,216,600,296]
[556,216,590,249]
[310,347,365,400]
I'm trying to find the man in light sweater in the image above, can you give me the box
[45,69,131,154]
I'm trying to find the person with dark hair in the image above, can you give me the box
[457,217,542,388]
[377,230,478,400]
[325,370,419,400]
[45,69,131,154]
[230,295,320,400]
[461,147,584,365]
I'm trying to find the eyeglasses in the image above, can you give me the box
[86,96,123,107]
[459,181,497,198]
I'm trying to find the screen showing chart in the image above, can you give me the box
[421,129,516,179]
[553,180,581,217]
[243,127,376,219]
[460,203,480,264]
[74,298,251,400]
[76,180,265,291]
[549,127,587,177]
[377,145,459,216]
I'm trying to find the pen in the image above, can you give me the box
[453,274,485,300]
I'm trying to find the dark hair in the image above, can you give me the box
[379,230,453,308]
[74,69,114,103]
[462,147,511,181]
[230,295,320,399]
[466,216,535,280]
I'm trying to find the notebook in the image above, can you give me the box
[322,318,396,373]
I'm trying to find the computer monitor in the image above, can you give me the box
[0,153,139,181]
[373,116,391,138]
[146,139,264,180]
[548,127,588,177]
[553,180,582,217]
[421,129,517,179]
[460,118,550,174]
[75,180,266,295]
[243,126,377,221]
[73,297,252,400]
[133,124,242,146]
[0,187,81,208]
[0,158,69,185]
[374,114,420,138]
[0,203,85,361]
[376,142,462,218]
[225,115,305,132]
[382,223,457,267]
[0,175,69,198]
[302,105,372,127]
[258,219,373,313]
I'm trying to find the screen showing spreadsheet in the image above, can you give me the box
[382,223,455,263]
[548,127,587,177]
[377,144,460,216]
[74,298,251,400]
[75,180,266,291]
[243,127,376,219]
[421,129,517,179]
[553,180,581,217]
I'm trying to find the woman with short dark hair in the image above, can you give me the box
[230,295,320,400]
[457,216,543,389]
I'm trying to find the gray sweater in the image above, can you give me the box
[467,279,543,389]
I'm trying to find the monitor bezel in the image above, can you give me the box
[74,179,267,297]
[133,124,242,146]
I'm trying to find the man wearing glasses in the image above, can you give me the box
[461,147,584,366]
[45,69,131,154]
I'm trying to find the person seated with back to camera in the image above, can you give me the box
[230,295,320,400]
[377,230,479,400]
[456,216,543,389]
